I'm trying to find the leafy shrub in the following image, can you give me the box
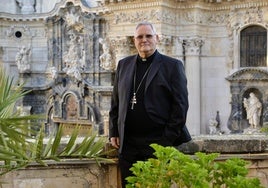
[126,144,263,188]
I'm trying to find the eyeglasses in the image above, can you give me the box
[135,34,155,40]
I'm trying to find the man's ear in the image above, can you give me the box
[156,34,160,42]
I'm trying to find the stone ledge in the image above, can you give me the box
[178,134,268,154]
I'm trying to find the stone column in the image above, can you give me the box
[183,37,204,135]
[174,37,184,62]
[110,36,131,67]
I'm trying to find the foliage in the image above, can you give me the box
[0,66,113,176]
[126,144,263,188]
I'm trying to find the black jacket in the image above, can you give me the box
[109,51,191,153]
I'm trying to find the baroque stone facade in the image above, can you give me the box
[1,0,268,136]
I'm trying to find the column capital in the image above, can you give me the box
[110,36,133,54]
[157,35,173,55]
[182,37,204,56]
[110,36,133,67]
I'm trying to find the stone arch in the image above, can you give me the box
[62,92,80,120]
[226,68,268,133]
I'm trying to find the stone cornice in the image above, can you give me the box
[226,68,268,81]
[102,0,268,12]
[0,0,107,22]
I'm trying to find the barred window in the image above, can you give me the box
[240,25,267,67]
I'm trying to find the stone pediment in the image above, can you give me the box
[226,68,268,81]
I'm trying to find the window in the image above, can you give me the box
[240,25,267,67]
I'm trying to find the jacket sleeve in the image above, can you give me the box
[164,60,189,145]
[109,64,120,138]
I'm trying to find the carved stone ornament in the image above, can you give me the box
[182,37,204,56]
[64,7,84,33]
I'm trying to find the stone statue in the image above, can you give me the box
[63,33,83,81]
[243,92,262,129]
[50,66,58,80]
[208,118,218,135]
[15,46,31,73]
[99,38,114,70]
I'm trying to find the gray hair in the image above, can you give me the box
[135,21,157,34]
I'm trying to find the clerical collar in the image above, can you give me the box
[137,50,157,63]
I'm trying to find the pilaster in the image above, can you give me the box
[183,37,204,135]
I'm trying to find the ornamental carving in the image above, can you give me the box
[114,10,161,24]
[64,7,84,33]
[227,7,264,35]
[181,10,228,25]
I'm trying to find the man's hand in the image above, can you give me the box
[110,137,120,149]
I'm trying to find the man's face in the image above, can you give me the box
[134,25,159,58]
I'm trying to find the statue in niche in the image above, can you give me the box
[66,95,78,120]
[243,92,262,129]
[15,46,31,73]
[99,38,114,71]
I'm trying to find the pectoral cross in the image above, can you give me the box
[130,93,137,110]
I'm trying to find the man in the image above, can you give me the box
[109,21,191,188]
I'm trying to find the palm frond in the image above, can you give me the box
[0,65,114,177]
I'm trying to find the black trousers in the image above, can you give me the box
[118,142,155,188]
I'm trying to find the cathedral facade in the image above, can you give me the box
[0,0,268,136]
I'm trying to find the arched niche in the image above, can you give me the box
[226,68,268,133]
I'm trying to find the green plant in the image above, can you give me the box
[126,144,263,188]
[0,66,113,176]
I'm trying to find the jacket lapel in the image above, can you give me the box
[124,55,137,101]
[145,52,162,91]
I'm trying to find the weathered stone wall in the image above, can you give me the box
[0,160,120,188]
[1,151,268,187]
[1,0,268,140]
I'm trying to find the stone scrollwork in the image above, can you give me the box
[6,25,36,39]
[114,9,161,24]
